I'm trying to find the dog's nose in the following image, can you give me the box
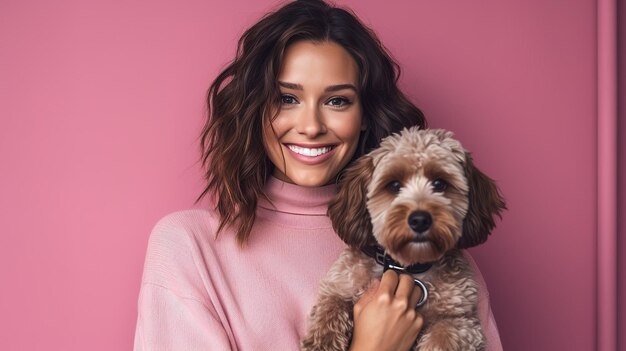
[408,211,432,233]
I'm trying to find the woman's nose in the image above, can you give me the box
[295,104,326,137]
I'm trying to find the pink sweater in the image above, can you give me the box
[134,177,503,350]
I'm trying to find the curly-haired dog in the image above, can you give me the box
[301,127,506,351]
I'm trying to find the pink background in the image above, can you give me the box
[0,0,621,350]
[618,0,625,349]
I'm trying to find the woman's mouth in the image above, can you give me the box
[284,144,337,164]
[286,145,334,157]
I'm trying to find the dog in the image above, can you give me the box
[301,127,506,351]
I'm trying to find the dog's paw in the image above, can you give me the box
[301,323,351,351]
[416,318,485,351]
[301,298,353,351]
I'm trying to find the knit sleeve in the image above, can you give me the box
[134,283,232,350]
[133,212,234,350]
[463,250,504,351]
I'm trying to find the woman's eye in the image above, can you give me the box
[327,97,351,107]
[431,179,448,192]
[386,180,402,193]
[281,95,297,104]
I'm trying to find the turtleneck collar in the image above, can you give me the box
[257,176,337,216]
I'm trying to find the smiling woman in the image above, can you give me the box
[133,1,502,350]
[263,40,366,187]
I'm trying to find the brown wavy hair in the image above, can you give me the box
[196,0,427,246]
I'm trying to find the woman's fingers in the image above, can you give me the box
[350,271,426,351]
[354,279,380,317]
[356,270,424,317]
[378,269,400,295]
[393,273,416,301]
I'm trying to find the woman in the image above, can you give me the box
[133,1,502,350]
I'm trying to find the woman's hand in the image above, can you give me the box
[349,270,424,351]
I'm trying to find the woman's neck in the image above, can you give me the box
[257,176,337,216]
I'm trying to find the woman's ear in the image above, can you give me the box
[328,155,376,248]
[457,152,507,249]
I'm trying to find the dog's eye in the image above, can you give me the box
[386,180,402,193]
[432,179,448,192]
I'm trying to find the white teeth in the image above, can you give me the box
[287,145,333,157]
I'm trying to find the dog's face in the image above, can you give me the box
[328,127,506,266]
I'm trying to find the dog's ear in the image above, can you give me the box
[457,152,507,249]
[328,155,376,248]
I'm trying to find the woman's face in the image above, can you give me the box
[263,40,365,187]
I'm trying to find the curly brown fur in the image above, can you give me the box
[302,127,506,351]
[457,153,507,249]
[328,155,377,248]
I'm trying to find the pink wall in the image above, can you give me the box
[617,1,626,350]
[0,0,616,350]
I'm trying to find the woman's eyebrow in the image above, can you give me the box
[278,81,357,93]
[278,81,303,90]
[325,84,357,93]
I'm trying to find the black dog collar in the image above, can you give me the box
[360,245,433,274]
